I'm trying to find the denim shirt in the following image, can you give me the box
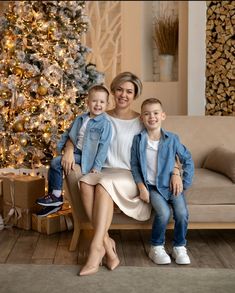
[131,128,194,199]
[57,112,112,174]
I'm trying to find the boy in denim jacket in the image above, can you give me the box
[131,98,194,265]
[36,84,112,216]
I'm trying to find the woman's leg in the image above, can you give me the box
[92,184,114,244]
[80,182,119,271]
[80,181,95,222]
[79,184,115,275]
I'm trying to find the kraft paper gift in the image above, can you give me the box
[3,202,40,230]
[2,174,45,209]
[32,207,73,235]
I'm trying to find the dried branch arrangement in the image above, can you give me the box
[154,14,179,55]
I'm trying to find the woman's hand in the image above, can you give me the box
[137,183,150,203]
[170,172,183,196]
[61,140,75,175]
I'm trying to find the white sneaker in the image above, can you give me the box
[148,245,171,265]
[172,246,191,264]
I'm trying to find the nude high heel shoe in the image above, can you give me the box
[105,238,120,271]
[79,247,105,276]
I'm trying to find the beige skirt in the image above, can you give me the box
[80,168,152,221]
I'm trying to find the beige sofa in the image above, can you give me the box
[65,116,235,251]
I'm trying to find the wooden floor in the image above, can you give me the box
[0,228,235,268]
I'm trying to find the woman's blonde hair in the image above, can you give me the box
[110,72,142,99]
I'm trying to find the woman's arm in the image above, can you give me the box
[61,139,75,175]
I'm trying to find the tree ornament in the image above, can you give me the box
[14,66,24,78]
[19,136,28,147]
[13,120,24,132]
[5,38,15,51]
[0,89,11,99]
[37,85,48,96]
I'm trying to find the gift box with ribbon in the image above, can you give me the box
[3,202,40,230]
[1,174,45,230]
[32,204,73,235]
[2,174,45,209]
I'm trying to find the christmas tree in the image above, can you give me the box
[0,1,104,169]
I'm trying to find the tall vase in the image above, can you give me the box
[159,54,174,82]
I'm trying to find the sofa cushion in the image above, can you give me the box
[185,168,235,205]
[188,205,235,222]
[203,147,235,183]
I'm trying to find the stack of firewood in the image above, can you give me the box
[205,1,235,116]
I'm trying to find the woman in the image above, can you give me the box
[62,72,182,276]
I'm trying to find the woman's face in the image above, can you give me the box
[113,81,135,109]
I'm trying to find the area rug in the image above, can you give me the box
[0,264,235,293]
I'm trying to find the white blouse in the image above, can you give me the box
[104,115,143,170]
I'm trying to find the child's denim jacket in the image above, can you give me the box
[57,112,112,174]
[131,128,194,200]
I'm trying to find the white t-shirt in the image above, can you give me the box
[76,116,90,150]
[104,115,143,170]
[146,139,159,185]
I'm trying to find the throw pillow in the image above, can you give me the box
[203,147,235,183]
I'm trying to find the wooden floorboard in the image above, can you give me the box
[31,233,59,264]
[186,230,222,268]
[6,230,39,264]
[0,229,20,263]
[120,230,151,267]
[0,228,235,268]
[199,230,235,269]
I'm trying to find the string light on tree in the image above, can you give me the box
[0,1,104,168]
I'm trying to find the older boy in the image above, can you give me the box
[131,98,194,265]
[36,84,112,216]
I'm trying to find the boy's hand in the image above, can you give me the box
[170,174,183,196]
[61,151,75,175]
[61,140,75,175]
[137,183,150,203]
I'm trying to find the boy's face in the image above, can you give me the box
[88,90,108,117]
[141,103,166,131]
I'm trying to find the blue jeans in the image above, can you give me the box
[149,185,189,247]
[48,148,82,193]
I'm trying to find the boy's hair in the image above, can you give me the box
[141,98,163,111]
[88,84,109,100]
[110,71,142,99]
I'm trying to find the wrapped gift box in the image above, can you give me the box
[32,205,73,235]
[1,174,45,209]
[3,202,40,230]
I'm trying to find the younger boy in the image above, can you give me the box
[36,84,112,216]
[131,98,194,265]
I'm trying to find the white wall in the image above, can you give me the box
[187,1,207,115]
